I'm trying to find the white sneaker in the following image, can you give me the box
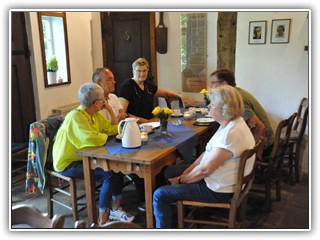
[138,202,146,212]
[110,208,135,222]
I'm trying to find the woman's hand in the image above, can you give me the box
[102,100,112,112]
[117,111,128,121]
[146,118,160,123]
[168,176,181,185]
[180,95,195,107]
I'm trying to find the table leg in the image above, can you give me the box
[144,167,155,228]
[83,156,97,225]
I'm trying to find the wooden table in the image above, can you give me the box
[75,119,219,228]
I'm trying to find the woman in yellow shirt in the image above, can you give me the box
[53,83,134,224]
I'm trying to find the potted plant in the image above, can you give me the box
[47,56,58,84]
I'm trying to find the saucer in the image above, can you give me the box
[196,118,215,123]
[140,122,160,129]
[171,113,183,117]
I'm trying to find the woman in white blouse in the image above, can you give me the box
[153,85,256,228]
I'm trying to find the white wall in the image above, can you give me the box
[236,11,309,173]
[155,11,309,173]
[156,11,309,130]
[27,12,95,119]
[236,11,309,130]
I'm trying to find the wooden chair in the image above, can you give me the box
[254,113,297,211]
[11,204,65,228]
[26,115,97,222]
[285,98,308,183]
[165,98,185,109]
[74,220,142,229]
[177,140,262,229]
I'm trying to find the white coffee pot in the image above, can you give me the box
[118,118,141,148]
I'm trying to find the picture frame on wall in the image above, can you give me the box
[248,21,267,44]
[271,19,291,44]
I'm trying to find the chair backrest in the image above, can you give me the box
[12,204,65,228]
[268,113,297,173]
[232,140,262,202]
[26,115,65,193]
[164,98,184,109]
[292,97,308,141]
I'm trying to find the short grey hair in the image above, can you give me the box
[92,67,111,84]
[132,57,149,70]
[78,83,104,108]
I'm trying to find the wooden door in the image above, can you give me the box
[11,12,36,142]
[100,12,157,95]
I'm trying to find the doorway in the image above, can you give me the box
[11,12,36,143]
[100,12,157,95]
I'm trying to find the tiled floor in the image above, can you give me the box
[11,172,309,230]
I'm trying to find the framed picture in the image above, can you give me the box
[248,21,267,44]
[271,19,291,44]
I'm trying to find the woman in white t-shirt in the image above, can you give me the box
[153,85,255,228]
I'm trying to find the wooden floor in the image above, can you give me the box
[11,172,309,230]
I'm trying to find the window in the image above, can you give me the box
[38,12,71,87]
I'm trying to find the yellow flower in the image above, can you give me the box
[152,106,161,115]
[200,88,208,95]
[163,107,174,115]
[200,88,210,105]
[152,106,173,119]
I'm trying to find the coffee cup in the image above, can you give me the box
[141,124,152,133]
[200,108,208,115]
[189,107,196,116]
[173,108,181,116]
[183,111,192,119]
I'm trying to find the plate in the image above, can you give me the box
[139,122,160,129]
[171,113,183,117]
[196,118,215,123]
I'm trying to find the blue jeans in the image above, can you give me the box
[153,165,234,228]
[58,161,123,213]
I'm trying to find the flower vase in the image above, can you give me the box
[204,97,210,106]
[160,117,168,135]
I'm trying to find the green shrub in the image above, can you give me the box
[47,56,58,72]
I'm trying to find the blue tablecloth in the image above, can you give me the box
[105,122,198,163]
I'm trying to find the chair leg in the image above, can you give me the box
[265,182,272,212]
[69,178,79,221]
[275,180,281,201]
[177,201,184,228]
[239,196,248,224]
[46,173,54,218]
[229,204,237,228]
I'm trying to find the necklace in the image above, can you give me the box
[133,82,152,98]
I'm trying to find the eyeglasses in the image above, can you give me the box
[93,99,105,104]
[211,80,222,86]
[134,69,148,73]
